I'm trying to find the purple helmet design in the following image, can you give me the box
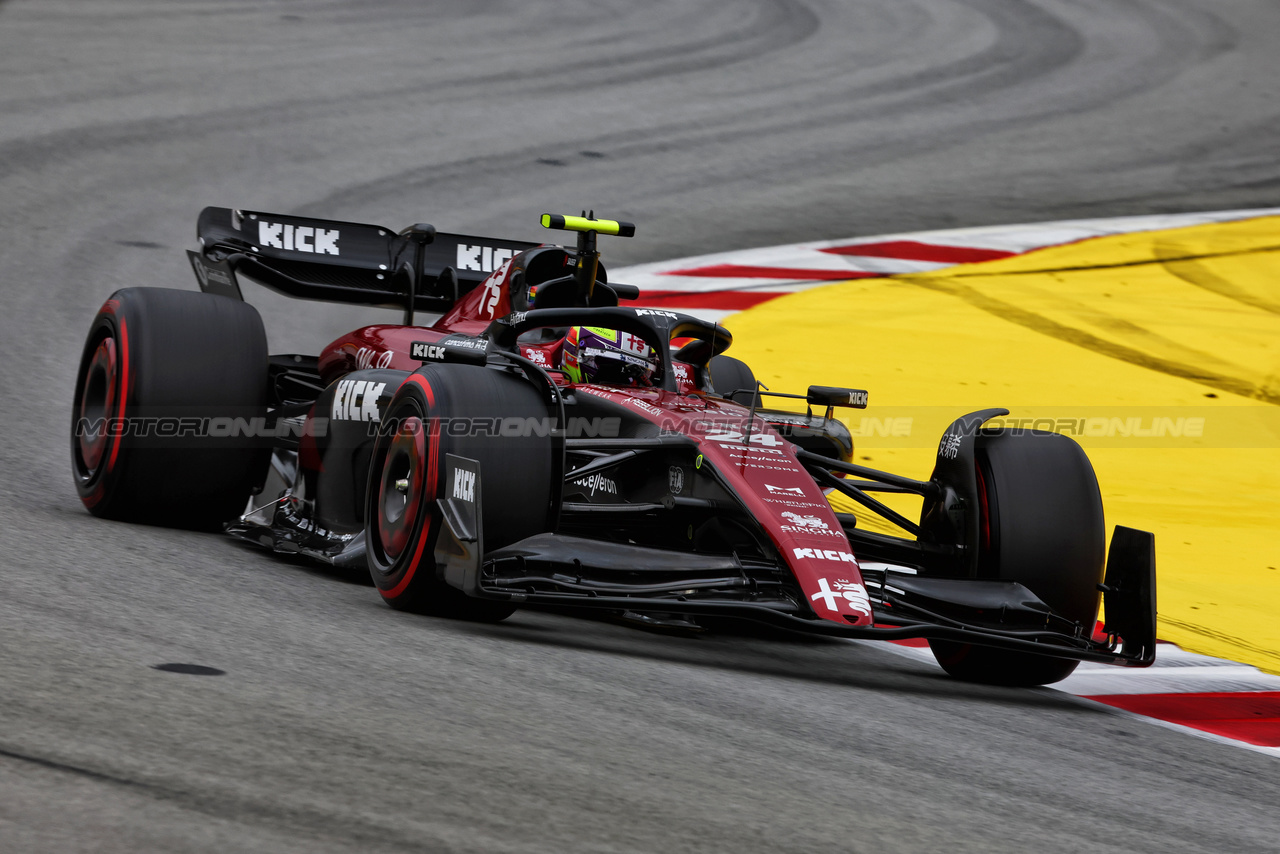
[561,326,658,386]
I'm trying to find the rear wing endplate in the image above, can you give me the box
[190,207,539,318]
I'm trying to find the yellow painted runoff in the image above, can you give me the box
[724,216,1280,673]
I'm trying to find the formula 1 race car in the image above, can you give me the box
[70,208,1157,686]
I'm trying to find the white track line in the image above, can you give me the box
[614,207,1280,323]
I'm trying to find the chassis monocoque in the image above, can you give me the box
[71,209,1157,686]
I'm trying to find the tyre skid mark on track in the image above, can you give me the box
[0,746,151,789]
[897,274,1280,405]
[1157,249,1280,316]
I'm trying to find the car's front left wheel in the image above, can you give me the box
[928,429,1106,686]
[364,363,555,621]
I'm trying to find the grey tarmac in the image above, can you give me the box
[2,1,1279,851]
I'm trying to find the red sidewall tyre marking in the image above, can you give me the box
[377,417,426,558]
[108,316,129,473]
[379,373,439,603]
[76,300,126,510]
[406,372,436,407]
[78,336,117,473]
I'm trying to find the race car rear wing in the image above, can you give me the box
[189,207,540,320]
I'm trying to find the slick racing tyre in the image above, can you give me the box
[365,364,554,621]
[709,355,761,406]
[929,430,1106,686]
[71,288,269,528]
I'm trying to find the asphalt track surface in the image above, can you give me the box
[3,1,1280,851]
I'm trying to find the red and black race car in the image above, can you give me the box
[71,209,1157,686]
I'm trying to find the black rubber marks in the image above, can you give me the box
[152,663,225,676]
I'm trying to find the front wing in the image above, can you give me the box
[434,454,1156,668]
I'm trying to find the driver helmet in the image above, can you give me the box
[561,326,658,386]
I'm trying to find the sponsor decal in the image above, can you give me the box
[354,346,394,371]
[452,468,476,502]
[810,577,871,615]
[411,336,486,361]
[458,244,516,273]
[845,390,870,407]
[792,547,857,563]
[781,510,842,537]
[191,257,232,288]
[331,380,385,422]
[703,428,784,447]
[781,511,827,529]
[576,386,614,401]
[187,251,240,299]
[617,332,650,357]
[478,262,513,317]
[763,496,828,510]
[635,308,678,319]
[938,431,962,460]
[450,336,489,351]
[672,363,693,383]
[724,445,785,456]
[628,398,664,417]
[786,526,843,538]
[766,484,806,496]
[522,347,548,365]
[582,346,650,370]
[722,448,804,472]
[669,466,685,495]
[412,342,447,361]
[572,472,617,496]
[258,221,340,255]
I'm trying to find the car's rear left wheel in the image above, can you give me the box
[70,287,269,528]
